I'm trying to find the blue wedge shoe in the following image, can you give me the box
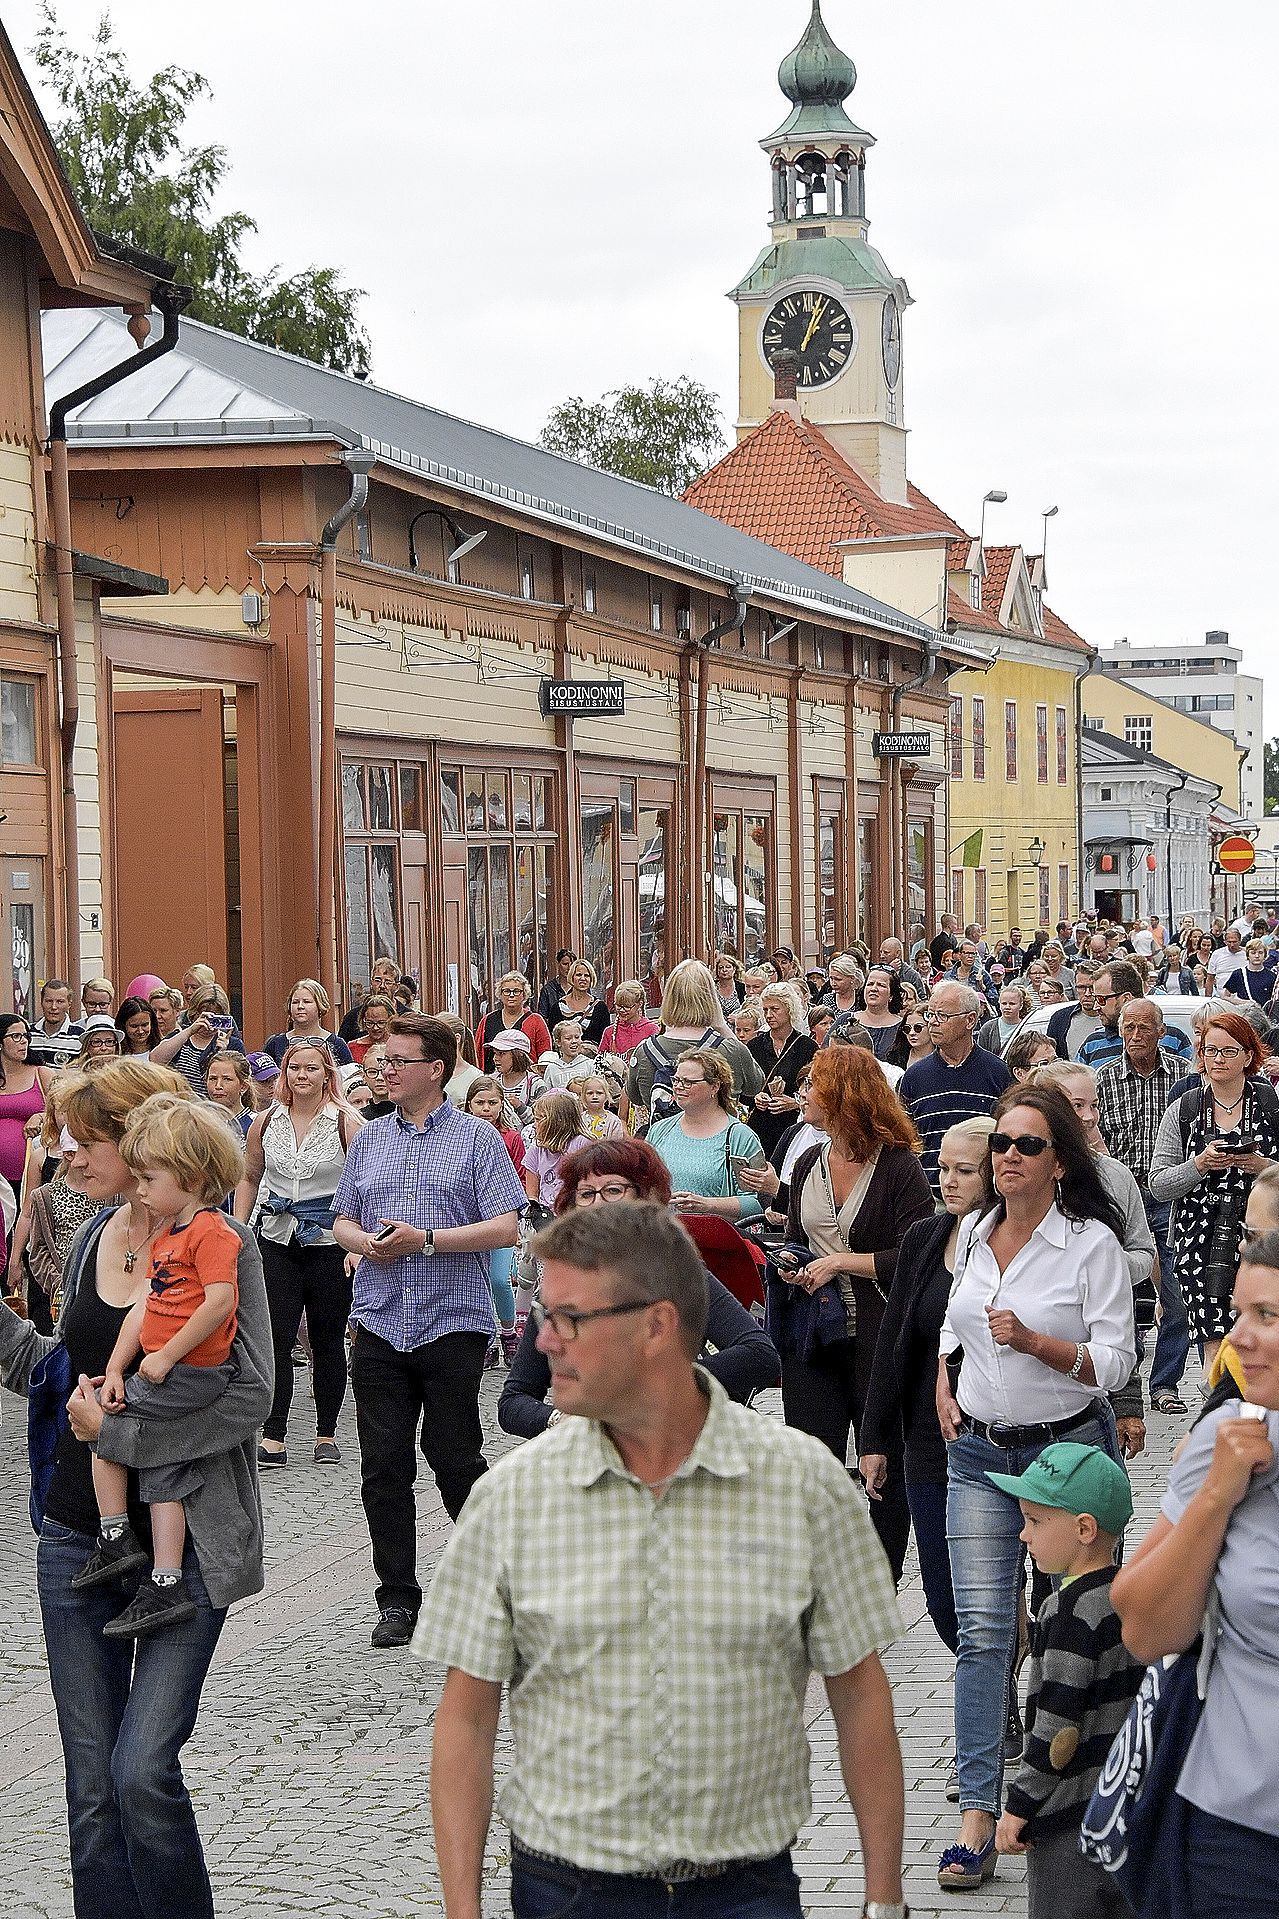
[937,1829,998,1891]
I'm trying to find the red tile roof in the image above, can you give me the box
[981,544,1016,622]
[1041,606,1093,656]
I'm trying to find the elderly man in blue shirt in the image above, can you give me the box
[334,1013,525,1649]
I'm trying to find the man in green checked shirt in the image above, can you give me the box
[414,1203,908,1919]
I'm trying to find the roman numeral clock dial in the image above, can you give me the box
[761,290,857,388]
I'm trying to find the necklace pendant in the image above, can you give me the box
[123,1250,136,1273]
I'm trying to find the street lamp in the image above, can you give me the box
[1026,836,1045,866]
[978,488,1007,556]
[1041,505,1059,585]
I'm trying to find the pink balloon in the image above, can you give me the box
[125,974,167,1001]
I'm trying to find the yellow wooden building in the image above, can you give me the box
[1080,666,1245,816]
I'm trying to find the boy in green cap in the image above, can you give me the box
[988,1442,1142,1918]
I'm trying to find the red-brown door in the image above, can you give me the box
[112,688,228,993]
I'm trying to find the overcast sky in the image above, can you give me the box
[12,0,1278,712]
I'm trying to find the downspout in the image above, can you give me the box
[890,630,940,940]
[47,284,187,995]
[1074,657,1091,922]
[692,582,750,956]
[1164,767,1191,927]
[318,449,376,1004]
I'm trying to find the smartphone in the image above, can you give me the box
[373,1222,398,1242]
[730,1152,768,1176]
[1218,1139,1254,1156]
[207,1014,234,1034]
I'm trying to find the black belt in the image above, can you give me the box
[511,1837,785,1886]
[959,1399,1107,1450]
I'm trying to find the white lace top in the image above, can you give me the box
[258,1102,348,1246]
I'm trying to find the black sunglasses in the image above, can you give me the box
[990,1131,1053,1158]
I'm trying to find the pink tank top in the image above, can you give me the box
[0,1075,45,1185]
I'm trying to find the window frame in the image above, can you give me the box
[971,696,986,780]
[1004,700,1018,781]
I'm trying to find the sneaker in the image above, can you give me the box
[71,1526,149,1591]
[1004,1692,1024,1757]
[945,1760,959,1803]
[370,1606,416,1649]
[499,1327,521,1366]
[483,1337,501,1371]
[102,1577,197,1639]
[258,1443,288,1468]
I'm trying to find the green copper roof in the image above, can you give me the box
[767,1,870,145]
[730,234,897,301]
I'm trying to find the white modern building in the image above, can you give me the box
[1081,729,1220,925]
[1096,631,1264,823]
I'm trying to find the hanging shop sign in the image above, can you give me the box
[872,731,931,759]
[539,678,626,718]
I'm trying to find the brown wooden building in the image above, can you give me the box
[44,307,987,1032]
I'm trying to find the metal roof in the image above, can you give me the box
[41,306,943,644]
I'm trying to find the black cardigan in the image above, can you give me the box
[860,1207,952,1483]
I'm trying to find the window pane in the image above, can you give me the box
[638,804,668,956]
[618,780,636,836]
[467,847,489,1024]
[399,763,423,832]
[344,845,371,989]
[464,767,485,830]
[368,765,394,831]
[742,816,769,963]
[370,844,400,966]
[818,810,839,956]
[534,776,552,830]
[513,774,533,831]
[909,826,927,930]
[489,843,512,981]
[341,764,365,832]
[1,680,36,764]
[515,844,537,988]
[858,818,872,939]
[580,801,615,983]
[712,812,739,954]
[440,769,461,833]
[533,844,553,988]
[485,773,508,831]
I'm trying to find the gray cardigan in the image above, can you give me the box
[0,1209,273,1608]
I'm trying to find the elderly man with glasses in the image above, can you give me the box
[418,1202,908,1919]
[332,1014,526,1650]
[900,983,1013,1195]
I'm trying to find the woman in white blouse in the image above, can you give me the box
[932,1083,1136,1893]
[235,1042,362,1466]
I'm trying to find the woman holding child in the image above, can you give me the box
[0,1058,272,1919]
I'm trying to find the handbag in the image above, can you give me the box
[27,1340,74,1534]
[1079,1593,1218,1919]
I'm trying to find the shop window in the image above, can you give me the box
[0,678,36,764]
[1005,700,1018,780]
[342,759,406,992]
[580,798,616,983]
[858,816,874,941]
[815,782,846,957]
[513,774,533,830]
[712,804,773,963]
[1056,706,1069,784]
[1036,705,1049,783]
[618,779,636,836]
[445,758,559,1010]
[971,697,986,780]
[638,802,669,964]
[399,764,424,832]
[440,769,462,833]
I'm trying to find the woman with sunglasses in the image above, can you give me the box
[899,1006,934,1070]
[496,1138,777,1438]
[933,1084,1133,1891]
[1149,1011,1279,1373]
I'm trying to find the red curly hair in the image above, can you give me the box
[807,1046,921,1160]
[1198,1010,1268,1075]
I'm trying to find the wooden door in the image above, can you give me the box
[112,688,228,992]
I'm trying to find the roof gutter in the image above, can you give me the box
[692,583,751,955]
[47,283,187,995]
[317,450,377,1003]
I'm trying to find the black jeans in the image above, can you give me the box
[349,1326,489,1613]
[780,1333,911,1581]
[259,1235,353,1443]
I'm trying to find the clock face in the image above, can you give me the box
[761,290,856,389]
[881,299,902,389]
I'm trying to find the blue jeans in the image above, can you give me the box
[1146,1197,1191,1395]
[945,1409,1121,1815]
[1185,1801,1279,1917]
[37,1520,226,1919]
[510,1850,802,1918]
[906,1479,958,1654]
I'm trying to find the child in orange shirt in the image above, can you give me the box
[72,1098,246,1638]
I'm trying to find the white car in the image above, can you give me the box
[1008,994,1205,1060]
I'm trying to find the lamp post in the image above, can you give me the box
[1041,505,1059,584]
[1027,836,1045,866]
[978,488,1007,558]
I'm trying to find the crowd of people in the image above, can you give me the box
[1,904,1277,1918]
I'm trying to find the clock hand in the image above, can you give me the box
[799,298,825,354]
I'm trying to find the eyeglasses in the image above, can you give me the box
[671,1076,707,1089]
[904,1023,928,1037]
[1203,1045,1244,1062]
[529,1297,650,1341]
[382,1054,432,1074]
[925,1010,965,1024]
[990,1131,1053,1157]
[573,1181,638,1205]
[1095,991,1124,1005]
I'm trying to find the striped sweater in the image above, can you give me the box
[1005,1565,1143,1839]
[899,1046,1012,1194]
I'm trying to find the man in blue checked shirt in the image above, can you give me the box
[333,1014,525,1649]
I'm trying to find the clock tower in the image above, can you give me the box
[731,0,911,503]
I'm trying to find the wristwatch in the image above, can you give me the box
[422,1229,436,1257]
[863,1904,908,1919]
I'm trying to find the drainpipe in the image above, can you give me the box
[1163,767,1191,927]
[890,630,940,940]
[47,284,187,996]
[318,449,376,1002]
[693,583,750,956]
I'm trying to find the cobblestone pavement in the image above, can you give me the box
[0,1366,1184,1918]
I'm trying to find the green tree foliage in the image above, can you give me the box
[540,378,725,495]
[33,7,371,375]
[1265,736,1279,815]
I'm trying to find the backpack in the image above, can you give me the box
[642,1029,726,1125]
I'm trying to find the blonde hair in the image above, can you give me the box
[120,1094,245,1206]
[676,1046,736,1114]
[1252,1164,1279,1220]
[760,979,810,1036]
[288,977,331,1018]
[612,979,646,1014]
[659,959,731,1035]
[61,1060,192,1143]
[189,983,231,1017]
[204,1049,252,1110]
[533,1090,587,1154]
[566,957,598,989]
[83,976,114,999]
[184,963,216,989]
[1030,1059,1097,1095]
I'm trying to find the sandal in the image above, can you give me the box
[1153,1389,1187,1415]
[313,1440,341,1465]
[937,1831,997,1891]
